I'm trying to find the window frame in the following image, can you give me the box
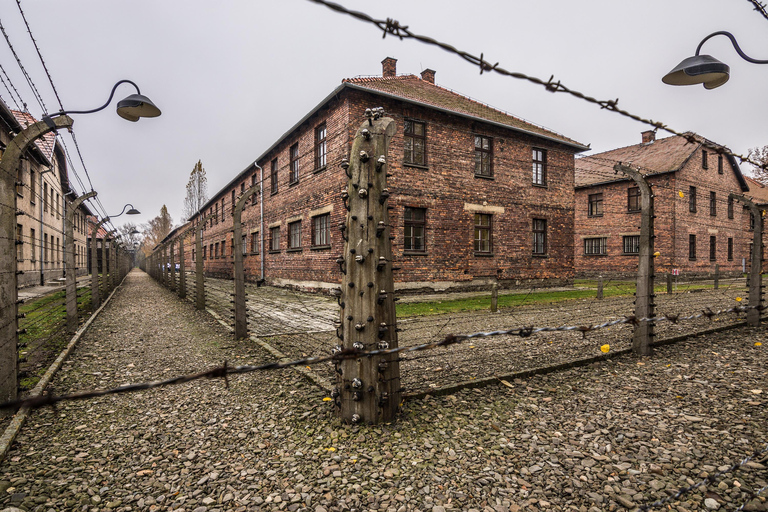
[702,150,708,169]
[311,214,331,249]
[403,119,427,167]
[315,123,327,171]
[251,232,260,254]
[727,237,733,261]
[689,186,697,213]
[627,187,641,212]
[709,235,717,261]
[251,174,259,205]
[404,207,427,253]
[623,235,640,255]
[710,191,717,216]
[718,154,724,174]
[288,220,302,251]
[532,148,547,186]
[689,234,697,260]
[532,218,547,255]
[473,213,492,254]
[728,196,734,219]
[583,237,607,256]
[270,158,278,195]
[473,135,492,178]
[289,143,300,185]
[588,193,604,217]
[269,226,281,252]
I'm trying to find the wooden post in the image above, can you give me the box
[714,264,719,290]
[596,275,603,300]
[731,193,763,326]
[615,164,654,356]
[196,215,213,310]
[65,191,96,334]
[490,282,498,312]
[0,115,74,407]
[178,235,187,299]
[233,185,259,339]
[336,109,400,425]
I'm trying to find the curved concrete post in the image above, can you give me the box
[66,191,97,334]
[233,184,259,339]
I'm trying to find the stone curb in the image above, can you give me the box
[0,274,128,465]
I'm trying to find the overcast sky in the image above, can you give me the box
[1,0,767,230]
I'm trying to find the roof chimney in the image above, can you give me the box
[382,57,397,78]
[420,68,436,84]
[642,130,655,144]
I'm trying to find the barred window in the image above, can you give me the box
[270,158,278,195]
[689,234,697,260]
[312,214,330,247]
[251,232,259,254]
[404,207,426,252]
[270,226,280,252]
[532,218,547,255]
[710,191,716,216]
[728,237,733,261]
[288,221,302,250]
[290,143,299,184]
[689,186,697,213]
[628,187,641,212]
[315,123,327,170]
[709,235,717,261]
[623,235,639,254]
[584,237,606,255]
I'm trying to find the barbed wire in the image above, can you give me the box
[0,299,761,412]
[746,0,768,21]
[638,443,768,510]
[306,0,766,172]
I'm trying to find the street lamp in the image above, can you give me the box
[0,80,160,407]
[662,31,768,89]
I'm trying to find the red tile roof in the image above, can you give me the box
[11,110,56,161]
[744,176,768,205]
[575,134,702,187]
[343,74,587,150]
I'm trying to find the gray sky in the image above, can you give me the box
[1,0,767,230]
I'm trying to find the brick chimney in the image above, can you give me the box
[420,69,436,84]
[642,130,655,144]
[382,57,397,78]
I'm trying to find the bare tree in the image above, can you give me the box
[140,205,174,257]
[182,160,209,222]
[748,145,768,184]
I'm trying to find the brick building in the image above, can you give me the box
[173,58,588,292]
[574,131,750,278]
[1,102,91,288]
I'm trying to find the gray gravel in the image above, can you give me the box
[1,270,767,512]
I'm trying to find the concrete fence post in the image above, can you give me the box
[597,275,603,300]
[233,185,259,339]
[490,282,498,312]
[616,164,655,356]
[196,215,214,310]
[667,273,673,294]
[714,264,719,290]
[65,191,96,334]
[179,235,187,300]
[162,244,168,288]
[336,109,400,425]
[169,242,176,292]
[731,193,764,326]
[0,114,74,408]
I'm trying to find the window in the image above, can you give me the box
[43,183,48,212]
[728,196,734,219]
[240,182,245,197]
[269,226,280,252]
[251,174,259,205]
[16,161,23,197]
[728,237,733,261]
[209,244,213,259]
[229,238,234,257]
[588,193,603,217]
[404,207,426,252]
[288,221,302,250]
[202,246,206,260]
[689,234,697,260]
[30,228,35,262]
[718,154,724,174]
[623,235,640,254]
[214,203,219,224]
[628,187,641,212]
[584,237,607,255]
[709,235,717,261]
[474,136,492,177]
[44,234,48,262]
[312,214,330,248]
[29,170,35,204]
[404,120,426,166]
[689,186,697,213]
[532,218,547,255]
[56,193,60,219]
[56,238,60,265]
[474,213,492,253]
[16,224,23,261]
[750,211,756,231]
[532,148,546,186]
[702,150,708,169]
[290,143,299,184]
[315,123,327,170]
[709,191,716,216]
[270,158,278,195]
[221,199,225,221]
[242,235,247,255]
[192,248,196,262]
[214,242,219,259]
[231,190,236,215]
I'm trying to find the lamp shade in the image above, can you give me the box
[662,54,730,89]
[126,207,141,215]
[116,94,162,122]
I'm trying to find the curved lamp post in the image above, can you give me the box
[0,81,159,408]
[662,31,768,89]
[91,204,141,309]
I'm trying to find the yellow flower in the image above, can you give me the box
[600,344,610,353]
[756,342,763,347]
[678,191,685,198]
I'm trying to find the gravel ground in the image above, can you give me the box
[1,270,766,512]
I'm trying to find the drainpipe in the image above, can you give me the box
[254,163,264,281]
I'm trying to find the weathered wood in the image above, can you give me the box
[337,110,400,425]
